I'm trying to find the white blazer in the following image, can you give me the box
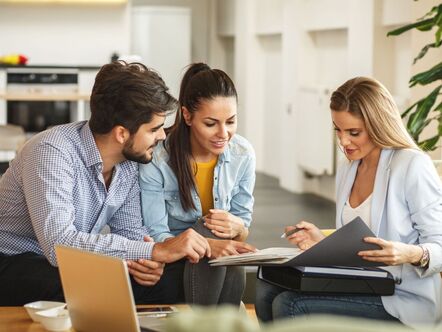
[336,148,442,327]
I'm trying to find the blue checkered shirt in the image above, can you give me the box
[0,121,153,266]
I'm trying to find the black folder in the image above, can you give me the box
[209,217,386,267]
[280,217,384,267]
[258,265,395,296]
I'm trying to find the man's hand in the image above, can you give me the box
[151,228,211,264]
[127,259,164,286]
[204,209,246,240]
[207,238,256,259]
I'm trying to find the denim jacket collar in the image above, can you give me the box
[218,142,231,163]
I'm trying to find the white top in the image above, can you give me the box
[342,193,372,228]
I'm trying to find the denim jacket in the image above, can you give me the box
[139,134,256,242]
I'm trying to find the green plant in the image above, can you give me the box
[387,3,442,151]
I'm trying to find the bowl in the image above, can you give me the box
[35,307,72,331]
[23,301,66,322]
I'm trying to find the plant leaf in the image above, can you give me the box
[436,25,442,44]
[438,114,442,135]
[419,135,439,151]
[409,63,442,87]
[416,21,436,31]
[387,18,434,36]
[413,42,437,64]
[389,4,442,151]
[406,85,442,139]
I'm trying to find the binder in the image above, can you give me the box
[258,265,395,296]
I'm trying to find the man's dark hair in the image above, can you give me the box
[89,61,177,134]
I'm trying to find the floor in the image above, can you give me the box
[247,173,336,249]
[242,172,335,303]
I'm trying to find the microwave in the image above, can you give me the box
[6,68,79,133]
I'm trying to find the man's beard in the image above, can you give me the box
[122,138,154,164]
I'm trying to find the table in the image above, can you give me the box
[0,305,187,332]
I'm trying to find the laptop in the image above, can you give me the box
[55,245,167,332]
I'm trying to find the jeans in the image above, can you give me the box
[182,219,246,305]
[255,279,399,322]
[0,252,185,306]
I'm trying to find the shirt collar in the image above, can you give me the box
[80,121,103,168]
[218,142,231,163]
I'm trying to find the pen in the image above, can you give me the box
[280,227,303,238]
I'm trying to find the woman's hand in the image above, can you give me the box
[285,221,325,250]
[206,238,256,259]
[358,237,424,266]
[203,209,246,240]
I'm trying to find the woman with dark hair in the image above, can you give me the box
[139,63,256,305]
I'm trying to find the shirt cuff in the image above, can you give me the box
[125,240,154,260]
[156,233,175,243]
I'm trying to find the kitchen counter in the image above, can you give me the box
[0,64,101,70]
[0,92,90,101]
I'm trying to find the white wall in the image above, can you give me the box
[132,0,210,64]
[0,0,209,67]
[1,0,440,200]
[207,0,441,201]
[259,35,283,178]
[0,3,130,65]
[131,6,191,99]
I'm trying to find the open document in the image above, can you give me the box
[209,247,302,266]
[209,217,385,267]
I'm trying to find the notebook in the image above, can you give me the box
[55,245,168,332]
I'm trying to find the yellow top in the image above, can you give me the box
[321,229,336,237]
[194,158,218,215]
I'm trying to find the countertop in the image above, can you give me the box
[0,92,90,101]
[0,64,101,70]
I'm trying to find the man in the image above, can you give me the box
[0,61,211,305]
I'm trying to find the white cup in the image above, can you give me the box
[35,307,72,331]
[23,301,66,322]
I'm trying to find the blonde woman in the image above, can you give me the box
[255,77,442,327]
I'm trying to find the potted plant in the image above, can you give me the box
[387,3,442,152]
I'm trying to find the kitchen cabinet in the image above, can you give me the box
[0,0,127,4]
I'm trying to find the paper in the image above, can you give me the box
[209,217,384,267]
[209,247,302,266]
[295,266,388,278]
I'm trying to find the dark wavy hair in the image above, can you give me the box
[166,63,237,211]
[89,61,177,135]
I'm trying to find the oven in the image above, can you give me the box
[6,68,79,134]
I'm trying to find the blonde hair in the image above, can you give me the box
[330,77,418,150]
